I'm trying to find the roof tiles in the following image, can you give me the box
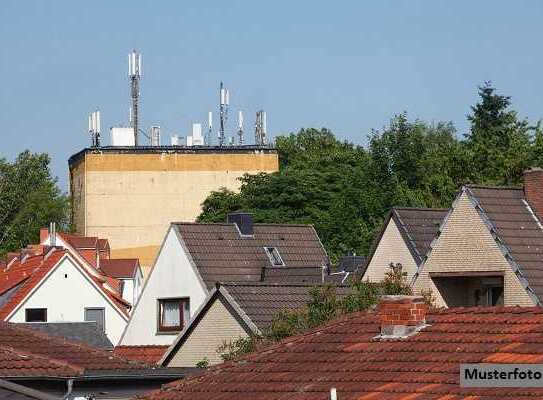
[114,346,170,364]
[139,306,543,400]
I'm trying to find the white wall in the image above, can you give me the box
[119,227,208,346]
[8,256,128,344]
[121,279,134,305]
[363,218,419,283]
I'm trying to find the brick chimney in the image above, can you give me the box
[39,227,49,243]
[524,168,543,220]
[377,295,427,338]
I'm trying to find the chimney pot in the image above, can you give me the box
[377,295,427,338]
[227,212,254,236]
[524,168,543,220]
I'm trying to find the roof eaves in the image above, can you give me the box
[391,209,424,265]
[172,224,211,293]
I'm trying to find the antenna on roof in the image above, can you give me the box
[219,82,229,146]
[237,110,244,145]
[255,110,267,145]
[128,49,142,146]
[88,110,101,147]
[206,111,213,145]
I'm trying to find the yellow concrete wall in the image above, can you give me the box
[70,150,278,275]
[413,192,535,307]
[363,218,418,283]
[165,297,249,367]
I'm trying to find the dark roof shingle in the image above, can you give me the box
[19,322,113,350]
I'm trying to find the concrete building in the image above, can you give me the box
[68,146,279,275]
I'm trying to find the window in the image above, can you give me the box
[158,298,189,333]
[84,307,105,332]
[25,308,47,322]
[264,247,284,267]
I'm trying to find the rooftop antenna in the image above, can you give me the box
[128,49,142,146]
[255,110,267,145]
[88,110,101,147]
[206,111,213,146]
[219,82,229,146]
[237,110,244,145]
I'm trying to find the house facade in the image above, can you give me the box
[413,169,543,307]
[119,213,329,347]
[363,208,447,283]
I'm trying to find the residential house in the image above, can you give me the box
[413,168,543,308]
[159,283,351,367]
[100,259,143,305]
[0,322,194,399]
[0,247,129,344]
[363,207,448,282]
[119,213,329,348]
[137,295,543,400]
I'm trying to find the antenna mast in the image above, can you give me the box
[128,49,142,146]
[237,110,244,145]
[88,110,101,147]
[206,111,213,146]
[219,82,229,146]
[255,110,267,145]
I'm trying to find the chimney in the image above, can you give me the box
[524,168,543,220]
[49,222,56,247]
[377,295,427,338]
[227,213,254,236]
[39,227,49,243]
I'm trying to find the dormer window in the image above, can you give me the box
[264,247,284,267]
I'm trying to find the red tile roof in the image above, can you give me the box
[58,233,98,249]
[141,306,543,400]
[114,346,169,364]
[100,259,139,278]
[0,322,146,377]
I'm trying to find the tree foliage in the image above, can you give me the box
[199,82,542,261]
[0,151,69,257]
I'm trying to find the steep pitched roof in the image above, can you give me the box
[100,258,140,278]
[366,207,448,270]
[0,322,146,378]
[19,322,113,350]
[114,345,170,364]
[160,283,352,366]
[466,185,543,304]
[143,306,543,400]
[173,223,328,289]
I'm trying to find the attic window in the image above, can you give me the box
[264,247,285,267]
[25,308,47,322]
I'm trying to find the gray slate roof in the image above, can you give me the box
[174,223,328,290]
[467,185,543,304]
[19,322,113,350]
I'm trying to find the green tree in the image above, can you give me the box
[0,151,68,257]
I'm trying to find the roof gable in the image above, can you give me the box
[173,223,329,289]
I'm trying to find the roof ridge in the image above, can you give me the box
[393,207,449,212]
[466,184,523,190]
[173,222,313,227]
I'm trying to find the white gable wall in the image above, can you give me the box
[8,256,127,344]
[119,227,208,346]
[363,218,419,283]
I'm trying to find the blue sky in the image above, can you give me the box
[1,1,543,189]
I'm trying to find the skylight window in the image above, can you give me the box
[264,247,285,267]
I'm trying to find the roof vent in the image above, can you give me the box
[376,295,427,339]
[227,213,254,236]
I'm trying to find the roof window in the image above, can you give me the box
[264,247,284,267]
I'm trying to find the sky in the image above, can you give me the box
[1,1,543,190]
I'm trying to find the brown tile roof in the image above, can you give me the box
[223,283,351,331]
[114,346,170,364]
[141,306,543,400]
[58,233,98,249]
[0,322,146,377]
[467,185,543,304]
[100,258,139,278]
[174,223,328,289]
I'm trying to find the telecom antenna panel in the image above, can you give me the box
[219,82,229,146]
[237,110,244,145]
[128,50,142,146]
[88,110,101,147]
[206,111,213,145]
[150,126,160,146]
[255,110,267,145]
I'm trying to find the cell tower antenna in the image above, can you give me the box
[255,110,267,145]
[219,82,229,146]
[206,111,213,145]
[237,110,244,145]
[88,110,101,147]
[128,49,142,146]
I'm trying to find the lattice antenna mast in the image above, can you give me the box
[128,50,142,146]
[219,82,229,146]
[237,110,244,145]
[255,110,267,145]
[88,110,101,147]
